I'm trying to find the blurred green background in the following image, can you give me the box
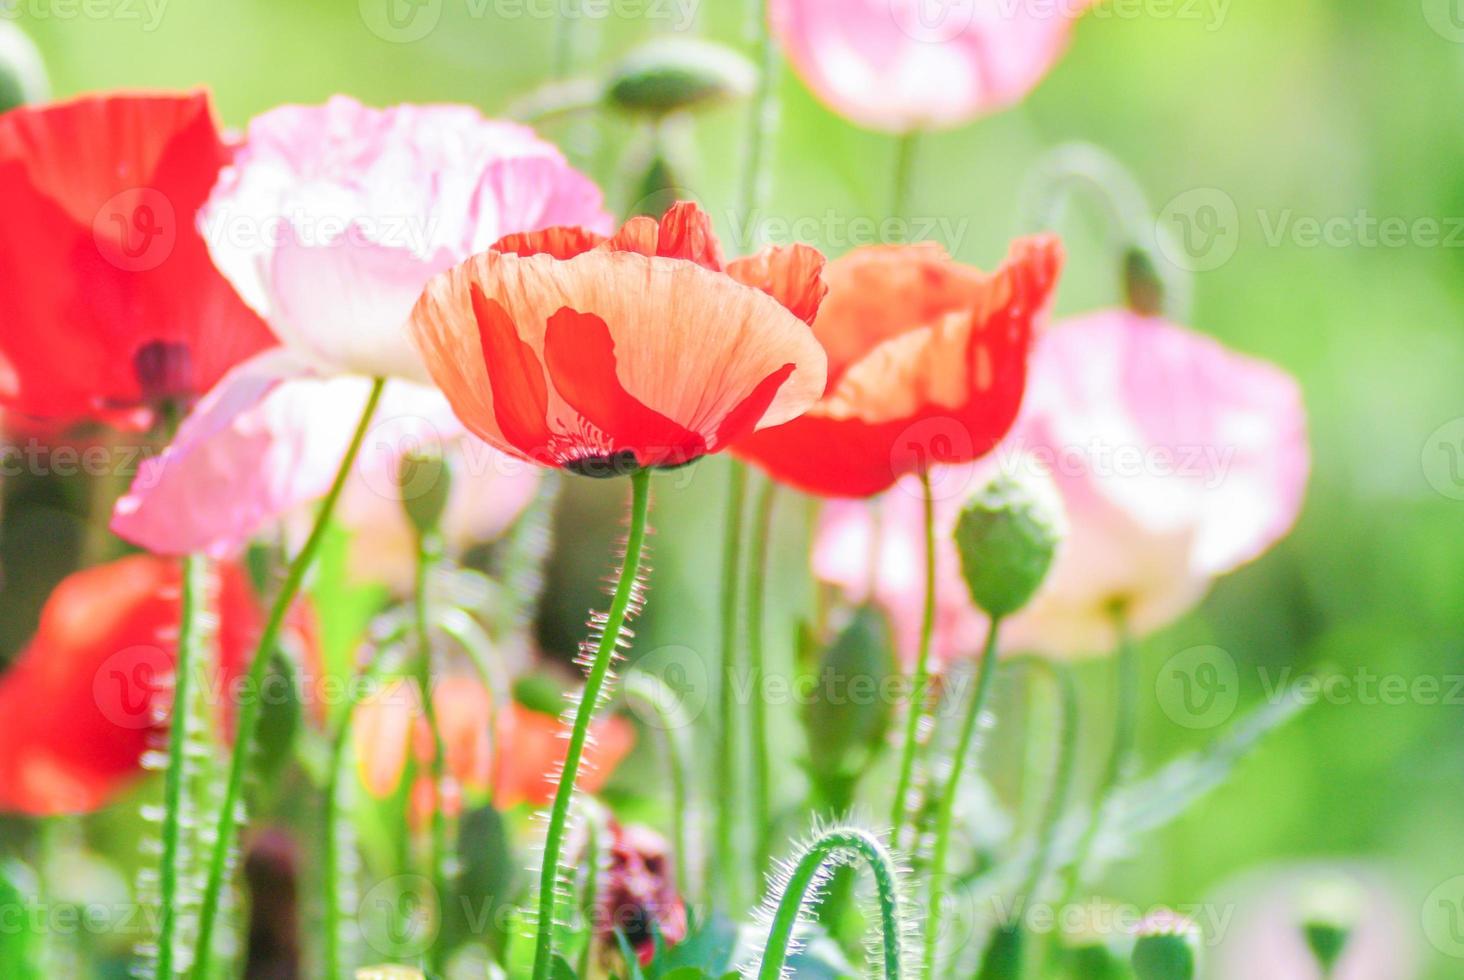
[7,0,1464,975]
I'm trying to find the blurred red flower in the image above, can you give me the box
[734,237,1063,497]
[0,554,260,815]
[0,92,274,425]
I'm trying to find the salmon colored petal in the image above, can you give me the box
[473,284,554,460]
[726,243,829,325]
[543,307,707,469]
[354,679,417,799]
[493,226,607,259]
[490,704,634,809]
[601,200,724,270]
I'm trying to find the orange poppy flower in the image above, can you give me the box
[733,236,1064,497]
[407,202,829,476]
[0,555,259,815]
[355,677,635,820]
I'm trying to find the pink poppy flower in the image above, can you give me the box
[814,309,1309,659]
[770,0,1098,133]
[112,97,608,556]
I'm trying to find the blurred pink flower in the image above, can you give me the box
[113,97,606,557]
[200,95,612,380]
[770,0,1097,133]
[814,309,1309,659]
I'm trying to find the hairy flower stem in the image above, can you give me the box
[192,377,385,979]
[155,553,206,979]
[923,618,1002,975]
[746,478,777,874]
[1062,609,1137,903]
[758,827,905,980]
[715,460,747,907]
[889,470,937,846]
[413,532,449,977]
[530,467,652,980]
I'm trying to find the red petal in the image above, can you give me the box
[711,362,797,450]
[542,307,707,468]
[472,284,554,459]
[602,201,724,270]
[491,226,606,259]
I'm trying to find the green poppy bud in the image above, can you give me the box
[399,452,451,538]
[1123,246,1165,317]
[1131,912,1201,980]
[0,23,50,113]
[605,38,756,117]
[953,469,1063,618]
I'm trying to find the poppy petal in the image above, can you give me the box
[726,243,829,325]
[492,226,607,259]
[710,362,797,450]
[473,284,554,459]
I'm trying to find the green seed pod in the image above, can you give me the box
[399,452,451,538]
[605,38,756,117]
[1131,913,1201,980]
[952,469,1063,618]
[0,23,50,113]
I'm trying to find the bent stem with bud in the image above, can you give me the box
[754,824,908,980]
[530,466,652,980]
[192,377,385,978]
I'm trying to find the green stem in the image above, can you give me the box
[890,131,921,233]
[746,478,776,876]
[192,377,385,979]
[714,460,747,906]
[757,827,905,980]
[621,672,694,900]
[889,470,937,846]
[156,554,206,979]
[922,618,1002,976]
[530,468,652,980]
[413,533,449,977]
[737,0,780,223]
[322,636,403,980]
[1061,610,1137,903]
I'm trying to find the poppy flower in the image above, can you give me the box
[112,97,607,556]
[770,0,1097,133]
[0,555,259,815]
[813,309,1309,659]
[734,237,1063,497]
[407,201,830,476]
[0,92,275,424]
[353,677,635,821]
[595,822,688,967]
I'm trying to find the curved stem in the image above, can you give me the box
[412,533,449,976]
[192,377,384,978]
[322,637,404,980]
[714,460,747,906]
[923,618,1002,976]
[621,672,694,900]
[156,553,206,979]
[889,470,937,846]
[1061,609,1137,903]
[758,827,905,980]
[530,468,652,980]
[746,478,777,875]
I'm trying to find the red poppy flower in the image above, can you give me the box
[0,91,275,424]
[596,822,687,967]
[408,201,829,476]
[733,236,1064,497]
[0,555,259,815]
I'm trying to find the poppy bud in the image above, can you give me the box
[1123,246,1166,317]
[399,452,451,538]
[0,24,48,113]
[605,38,756,117]
[953,469,1063,618]
[1130,911,1201,980]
